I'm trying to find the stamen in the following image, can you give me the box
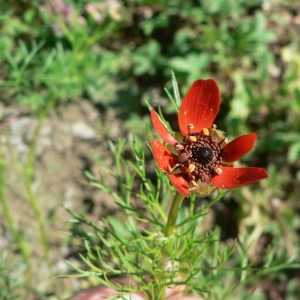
[188,136,197,142]
[202,128,209,136]
[215,167,222,175]
[175,144,184,152]
[190,180,198,187]
[187,163,196,173]
[167,163,180,173]
[177,152,189,163]
[218,137,228,147]
[188,174,195,181]
[187,124,194,134]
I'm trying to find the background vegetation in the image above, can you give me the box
[0,0,299,299]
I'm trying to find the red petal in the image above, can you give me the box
[222,133,257,162]
[169,174,190,198]
[151,140,176,172]
[151,109,177,146]
[211,167,268,189]
[152,140,189,197]
[178,79,220,136]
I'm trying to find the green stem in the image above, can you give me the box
[0,144,31,264]
[164,192,184,237]
[158,192,184,300]
[24,119,50,261]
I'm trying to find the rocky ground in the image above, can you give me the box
[0,100,123,299]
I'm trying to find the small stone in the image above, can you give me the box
[71,121,96,140]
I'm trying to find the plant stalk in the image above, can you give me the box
[24,119,50,261]
[0,144,31,264]
[158,192,184,300]
[164,192,184,238]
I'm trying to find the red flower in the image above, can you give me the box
[151,79,268,198]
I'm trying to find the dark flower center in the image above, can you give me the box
[191,145,213,166]
[173,128,226,186]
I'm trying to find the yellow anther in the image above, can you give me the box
[202,128,210,136]
[187,163,196,174]
[188,136,197,143]
[219,137,229,148]
[175,144,184,152]
[187,124,194,133]
[215,167,223,175]
[190,180,198,187]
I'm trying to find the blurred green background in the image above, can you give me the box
[0,0,300,299]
